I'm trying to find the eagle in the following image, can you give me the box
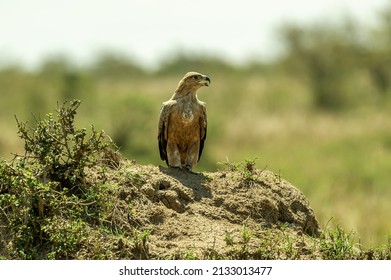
[158,72,210,171]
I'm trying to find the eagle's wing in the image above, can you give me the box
[198,103,207,162]
[158,100,174,164]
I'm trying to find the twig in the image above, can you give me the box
[0,206,10,224]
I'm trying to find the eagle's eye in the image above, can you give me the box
[193,75,200,80]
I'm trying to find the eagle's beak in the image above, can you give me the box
[200,76,211,87]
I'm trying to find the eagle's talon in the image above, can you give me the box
[183,165,192,172]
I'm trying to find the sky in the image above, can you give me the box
[0,0,388,69]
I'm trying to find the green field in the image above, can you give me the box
[2,10,391,247]
[1,69,391,247]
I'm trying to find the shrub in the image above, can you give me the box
[0,100,121,259]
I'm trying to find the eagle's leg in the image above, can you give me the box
[184,142,200,171]
[166,142,182,168]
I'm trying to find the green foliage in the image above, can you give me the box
[240,158,258,186]
[240,224,253,256]
[242,224,253,244]
[218,158,260,187]
[224,231,234,246]
[15,100,116,190]
[0,101,143,259]
[217,158,240,172]
[132,230,151,259]
[319,227,355,260]
[217,224,390,260]
[183,251,198,260]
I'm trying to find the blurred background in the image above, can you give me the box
[1,0,390,246]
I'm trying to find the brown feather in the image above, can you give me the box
[157,72,210,170]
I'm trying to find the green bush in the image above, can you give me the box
[0,100,122,259]
[15,100,117,190]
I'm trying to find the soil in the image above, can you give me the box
[115,163,320,259]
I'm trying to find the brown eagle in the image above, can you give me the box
[158,72,210,171]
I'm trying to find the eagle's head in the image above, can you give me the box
[175,72,211,96]
[182,71,210,87]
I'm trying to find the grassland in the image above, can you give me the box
[3,7,391,247]
[1,101,389,259]
[1,65,390,248]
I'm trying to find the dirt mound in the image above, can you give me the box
[121,163,320,259]
[0,156,321,259]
